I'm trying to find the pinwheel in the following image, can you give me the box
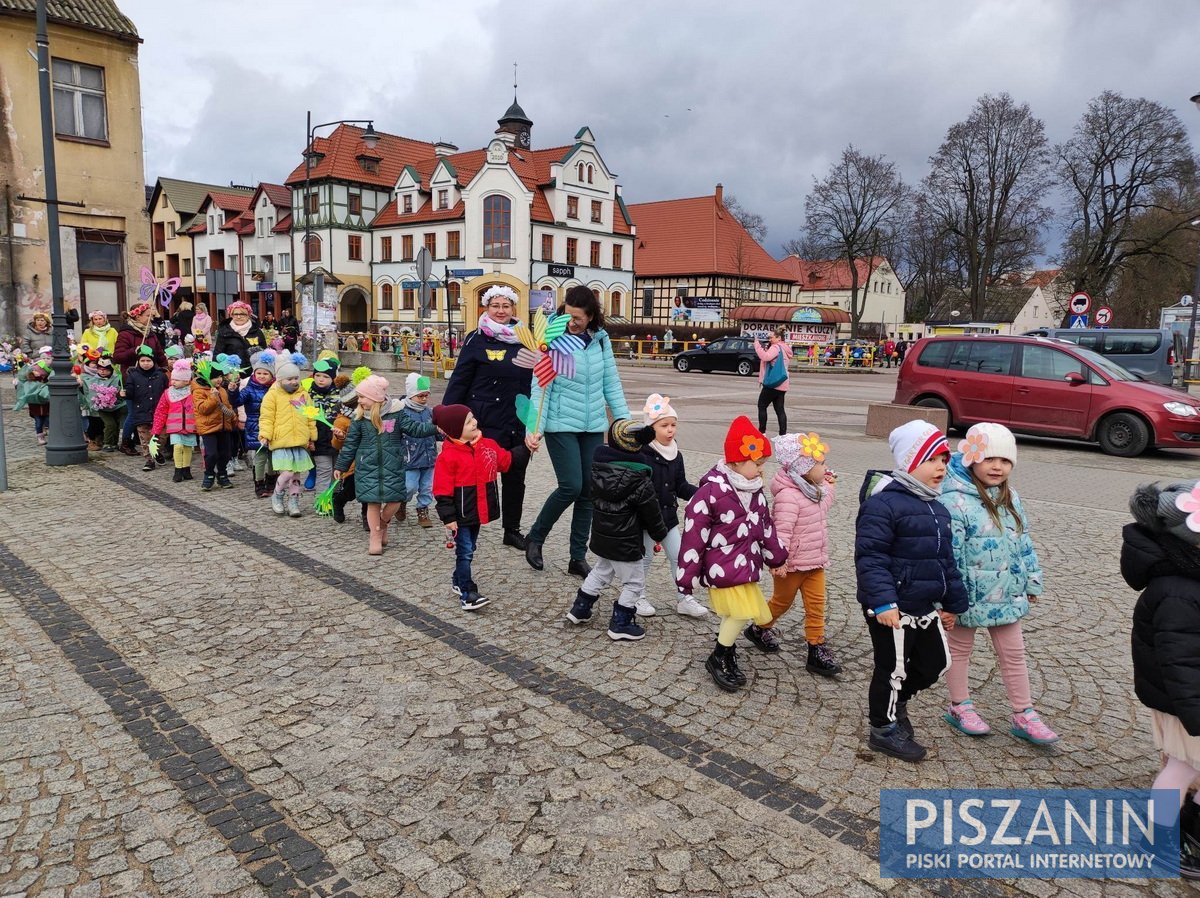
[139,266,181,309]
[510,308,586,434]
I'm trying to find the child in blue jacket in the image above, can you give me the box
[855,420,968,763]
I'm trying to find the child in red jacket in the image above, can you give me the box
[432,404,528,612]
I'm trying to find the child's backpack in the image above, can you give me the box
[858,469,894,504]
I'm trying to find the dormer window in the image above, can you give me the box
[402,195,413,214]
[356,152,381,174]
[438,189,449,210]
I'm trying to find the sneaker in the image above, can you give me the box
[231,457,243,472]
[1010,708,1059,745]
[271,491,286,515]
[607,601,645,641]
[225,461,237,477]
[744,623,781,653]
[944,699,992,736]
[566,589,598,624]
[102,445,117,453]
[36,433,47,446]
[142,458,156,472]
[460,591,490,611]
[635,598,656,617]
[806,642,842,677]
[217,475,233,489]
[894,703,920,745]
[868,725,927,762]
[200,475,215,491]
[287,494,302,518]
[675,595,709,618]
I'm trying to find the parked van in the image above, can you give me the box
[1022,328,1185,387]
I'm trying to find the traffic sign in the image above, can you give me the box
[1094,306,1114,327]
[415,247,433,281]
[1068,292,1092,315]
[448,268,485,278]
[1069,314,1089,329]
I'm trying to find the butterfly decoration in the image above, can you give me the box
[510,308,586,435]
[485,349,506,361]
[139,266,181,309]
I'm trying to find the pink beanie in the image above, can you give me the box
[355,374,388,403]
[170,359,192,381]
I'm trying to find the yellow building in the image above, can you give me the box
[0,0,148,335]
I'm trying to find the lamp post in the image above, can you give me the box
[301,111,378,359]
[1188,94,1200,385]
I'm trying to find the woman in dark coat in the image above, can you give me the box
[1123,479,1200,879]
[113,302,167,378]
[212,301,268,373]
[442,285,532,550]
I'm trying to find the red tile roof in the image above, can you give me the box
[372,199,465,228]
[781,256,886,291]
[1023,269,1061,289]
[627,193,795,281]
[262,183,291,209]
[222,211,255,236]
[272,213,292,234]
[204,191,253,214]
[284,125,438,189]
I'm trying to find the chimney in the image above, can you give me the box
[715,183,723,206]
[434,141,458,157]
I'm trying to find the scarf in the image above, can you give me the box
[891,469,940,501]
[126,318,149,337]
[717,460,763,510]
[228,317,252,337]
[649,439,678,461]
[477,313,522,344]
[168,385,190,401]
[404,398,428,412]
[788,468,823,503]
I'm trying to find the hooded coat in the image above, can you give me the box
[588,446,668,562]
[334,398,437,503]
[770,469,835,572]
[124,364,168,426]
[212,321,268,371]
[238,376,272,450]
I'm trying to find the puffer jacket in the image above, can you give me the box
[191,381,236,434]
[770,469,835,572]
[308,383,344,457]
[399,403,437,469]
[938,453,1043,627]
[529,329,629,433]
[676,465,788,593]
[1124,524,1200,736]
[334,399,436,503]
[124,365,167,425]
[640,443,697,530]
[257,383,317,449]
[433,436,524,528]
[238,377,272,450]
[855,479,968,615]
[212,322,268,372]
[442,329,531,443]
[588,447,668,562]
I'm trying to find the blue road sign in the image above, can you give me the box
[1069,314,1089,329]
[448,268,485,278]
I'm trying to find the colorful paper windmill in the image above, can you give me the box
[510,308,586,433]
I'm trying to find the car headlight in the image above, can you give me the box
[1163,401,1200,417]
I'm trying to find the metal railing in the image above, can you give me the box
[613,339,900,369]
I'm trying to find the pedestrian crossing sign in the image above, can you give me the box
[1069,314,1089,329]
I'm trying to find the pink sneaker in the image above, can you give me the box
[943,699,992,736]
[1010,708,1059,745]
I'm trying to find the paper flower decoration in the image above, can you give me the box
[1175,484,1200,533]
[958,430,989,466]
[313,481,337,517]
[91,384,120,410]
[139,266,181,309]
[799,432,828,463]
[298,404,334,428]
[740,434,766,461]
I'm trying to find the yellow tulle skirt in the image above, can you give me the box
[709,582,772,625]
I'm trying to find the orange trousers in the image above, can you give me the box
[766,568,827,644]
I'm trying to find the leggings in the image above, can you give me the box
[718,616,749,647]
[172,445,194,468]
[945,621,1032,712]
[757,386,787,435]
[274,471,304,496]
[766,568,827,644]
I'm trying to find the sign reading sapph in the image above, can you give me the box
[741,323,835,344]
[880,789,1179,879]
[547,264,575,279]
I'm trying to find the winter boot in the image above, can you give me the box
[142,457,156,472]
[287,493,302,518]
[173,467,185,483]
[118,440,138,457]
[254,479,271,498]
[360,503,370,532]
[181,467,193,481]
[271,490,286,515]
[724,644,748,687]
[332,487,348,523]
[606,601,645,641]
[806,642,842,677]
[416,507,433,528]
[744,623,781,653]
[566,589,599,624]
[705,643,740,692]
[1181,800,1200,880]
[397,502,407,523]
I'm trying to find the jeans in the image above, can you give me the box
[201,432,231,477]
[528,430,604,562]
[404,465,434,508]
[452,524,480,593]
[757,386,787,435]
[121,404,137,446]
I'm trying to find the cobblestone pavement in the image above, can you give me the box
[2,371,1200,897]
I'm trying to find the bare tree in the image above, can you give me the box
[1057,91,1200,304]
[722,193,767,244]
[924,93,1054,321]
[1107,186,1200,327]
[800,146,908,337]
[892,190,957,324]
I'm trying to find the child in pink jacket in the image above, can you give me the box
[745,431,842,677]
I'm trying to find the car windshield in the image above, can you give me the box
[1069,345,1136,381]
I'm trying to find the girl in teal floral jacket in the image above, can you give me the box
[937,423,1058,745]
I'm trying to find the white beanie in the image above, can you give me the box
[642,393,677,425]
[958,422,1017,467]
[773,431,828,476]
[889,420,950,473]
[405,372,431,398]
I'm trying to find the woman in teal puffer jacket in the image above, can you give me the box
[525,286,630,577]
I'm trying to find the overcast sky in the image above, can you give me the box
[124,0,1200,258]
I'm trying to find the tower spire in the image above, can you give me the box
[513,61,518,100]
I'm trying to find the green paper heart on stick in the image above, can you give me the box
[515,394,539,434]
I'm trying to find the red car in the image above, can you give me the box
[894,335,1200,457]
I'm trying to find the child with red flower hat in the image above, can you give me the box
[676,415,788,692]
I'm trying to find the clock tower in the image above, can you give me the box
[496,95,532,149]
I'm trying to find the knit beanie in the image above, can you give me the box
[1130,480,1200,547]
[170,359,192,382]
[313,355,340,376]
[405,372,431,398]
[250,350,276,374]
[643,393,678,425]
[274,358,301,381]
[608,419,655,454]
[889,420,949,473]
[355,374,388,403]
[432,404,471,440]
[773,431,828,476]
[723,415,771,463]
[958,422,1017,467]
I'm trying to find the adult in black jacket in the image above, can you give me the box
[442,287,532,549]
[1123,479,1200,879]
[212,301,268,373]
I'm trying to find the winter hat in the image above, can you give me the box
[773,431,828,477]
[250,350,276,374]
[405,372,431,398]
[170,359,192,382]
[165,344,183,360]
[608,418,655,454]
[355,374,388,404]
[313,354,340,376]
[958,422,1017,467]
[723,415,771,463]
[432,404,471,440]
[274,351,303,381]
[1130,480,1200,547]
[889,420,949,473]
[643,393,677,425]
[136,344,155,358]
[97,355,113,370]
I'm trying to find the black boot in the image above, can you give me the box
[566,589,599,625]
[360,503,369,532]
[254,479,271,499]
[705,643,740,692]
[868,724,926,762]
[173,467,185,483]
[181,467,193,481]
[567,558,592,578]
[331,487,348,523]
[525,540,544,571]
[806,642,842,677]
[142,457,155,472]
[724,644,747,686]
[606,601,645,641]
[503,529,527,550]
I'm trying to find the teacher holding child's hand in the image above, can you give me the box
[525,285,629,578]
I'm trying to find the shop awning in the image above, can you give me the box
[728,303,850,324]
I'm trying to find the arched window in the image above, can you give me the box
[577,162,585,180]
[610,292,622,318]
[447,281,461,309]
[482,195,511,258]
[586,164,594,184]
[304,235,321,262]
[380,284,393,311]
[591,288,600,304]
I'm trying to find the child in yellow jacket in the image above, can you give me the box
[257,353,317,518]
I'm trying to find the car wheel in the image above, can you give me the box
[675,357,691,373]
[1097,411,1151,457]
[736,359,754,376]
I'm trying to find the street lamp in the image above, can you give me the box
[1188,91,1200,385]
[301,112,379,358]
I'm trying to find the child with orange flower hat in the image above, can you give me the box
[676,416,788,692]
